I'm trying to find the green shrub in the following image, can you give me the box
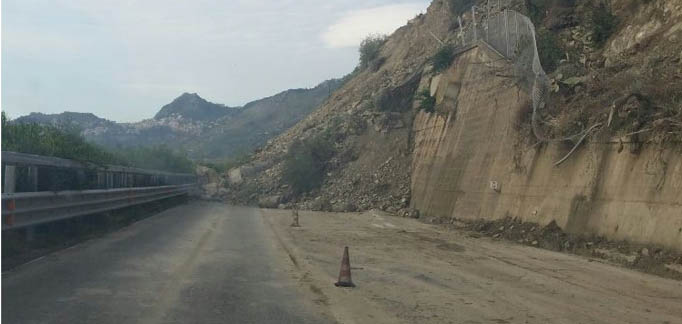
[590,2,617,46]
[114,145,194,173]
[2,112,194,173]
[432,44,456,73]
[359,34,388,70]
[448,0,475,16]
[282,133,335,194]
[2,112,122,165]
[525,0,549,26]
[201,152,251,173]
[417,89,436,113]
[536,29,563,72]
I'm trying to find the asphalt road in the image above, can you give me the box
[2,202,332,324]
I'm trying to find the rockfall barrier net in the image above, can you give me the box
[448,1,598,155]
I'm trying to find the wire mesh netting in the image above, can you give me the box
[448,1,600,164]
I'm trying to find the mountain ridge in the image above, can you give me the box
[14,78,345,159]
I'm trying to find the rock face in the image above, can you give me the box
[227,168,243,185]
[154,93,236,121]
[223,0,454,213]
[196,165,226,200]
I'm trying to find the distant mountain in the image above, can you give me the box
[154,92,240,121]
[16,112,118,130]
[13,78,344,159]
[196,78,344,157]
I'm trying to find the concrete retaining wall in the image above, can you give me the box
[411,45,682,249]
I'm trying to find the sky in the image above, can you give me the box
[2,0,430,122]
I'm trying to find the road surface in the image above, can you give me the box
[262,208,682,324]
[4,202,682,324]
[2,202,333,324]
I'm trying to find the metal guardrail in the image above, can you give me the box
[1,151,198,230]
[2,184,194,230]
[2,151,195,191]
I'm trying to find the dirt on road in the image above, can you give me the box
[260,208,682,324]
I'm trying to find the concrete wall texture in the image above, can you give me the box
[411,45,682,250]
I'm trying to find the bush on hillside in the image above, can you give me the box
[536,29,563,72]
[2,112,194,173]
[202,153,251,173]
[432,44,456,73]
[282,133,335,195]
[448,0,475,16]
[114,145,194,173]
[417,89,436,113]
[525,0,550,26]
[590,2,617,46]
[359,34,388,70]
[2,112,123,165]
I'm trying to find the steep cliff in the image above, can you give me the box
[411,44,682,249]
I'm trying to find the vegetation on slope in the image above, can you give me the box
[281,132,335,195]
[359,34,388,71]
[2,112,194,173]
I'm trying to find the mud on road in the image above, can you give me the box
[261,208,682,324]
[448,216,682,280]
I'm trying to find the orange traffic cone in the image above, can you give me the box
[334,246,355,287]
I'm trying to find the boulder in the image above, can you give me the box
[201,183,220,199]
[310,197,331,211]
[258,195,281,208]
[196,165,220,185]
[227,167,243,185]
[405,208,420,219]
[331,202,357,213]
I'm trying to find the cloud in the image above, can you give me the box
[2,29,81,59]
[321,3,427,48]
[2,0,428,122]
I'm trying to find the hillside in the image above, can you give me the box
[14,79,343,159]
[15,112,119,131]
[221,0,682,252]
[154,92,239,121]
[195,78,344,158]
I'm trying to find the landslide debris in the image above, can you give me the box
[211,0,682,220]
[442,216,682,280]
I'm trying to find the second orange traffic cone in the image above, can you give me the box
[334,246,355,287]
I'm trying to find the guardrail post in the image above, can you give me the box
[27,166,39,192]
[26,226,35,242]
[76,170,86,190]
[4,165,16,194]
[97,172,104,189]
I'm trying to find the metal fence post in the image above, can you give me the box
[26,226,35,241]
[4,165,16,194]
[76,170,86,190]
[505,9,510,57]
[514,11,520,48]
[106,172,113,189]
[486,0,490,42]
[27,166,38,192]
[472,7,477,41]
[458,16,464,45]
